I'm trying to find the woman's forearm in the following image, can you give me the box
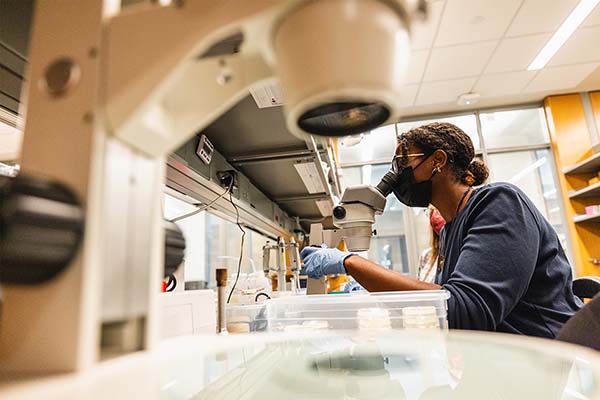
[344,255,441,291]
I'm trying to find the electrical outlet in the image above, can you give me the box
[217,170,238,189]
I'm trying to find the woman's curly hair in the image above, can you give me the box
[398,122,489,186]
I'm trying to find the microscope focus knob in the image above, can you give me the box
[0,175,85,284]
[333,205,346,219]
[164,219,186,278]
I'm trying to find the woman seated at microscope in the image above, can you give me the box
[301,122,582,338]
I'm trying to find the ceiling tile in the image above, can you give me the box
[411,0,444,50]
[434,0,522,47]
[484,34,550,74]
[415,78,477,105]
[424,41,497,81]
[474,71,537,97]
[548,26,600,66]
[524,63,600,93]
[405,50,428,84]
[399,84,419,108]
[506,0,578,37]
[582,3,600,27]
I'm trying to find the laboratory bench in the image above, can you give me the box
[1,329,599,399]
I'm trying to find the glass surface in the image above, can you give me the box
[338,124,397,165]
[160,330,600,399]
[396,114,481,151]
[487,149,568,251]
[480,108,550,149]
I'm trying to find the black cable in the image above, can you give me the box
[226,189,246,304]
[165,274,177,292]
[255,292,271,302]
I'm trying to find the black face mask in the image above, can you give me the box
[392,157,437,208]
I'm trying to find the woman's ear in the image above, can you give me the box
[432,149,448,170]
[394,143,402,156]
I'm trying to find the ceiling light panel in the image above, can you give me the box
[547,25,600,66]
[294,161,326,194]
[528,0,600,70]
[434,0,522,47]
[506,0,579,37]
[484,35,550,74]
[315,200,333,217]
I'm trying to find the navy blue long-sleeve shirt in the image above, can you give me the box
[437,182,582,338]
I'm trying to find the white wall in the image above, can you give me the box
[163,194,207,283]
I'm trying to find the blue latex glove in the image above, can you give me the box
[343,280,366,292]
[300,245,354,279]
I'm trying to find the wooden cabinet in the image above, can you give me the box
[545,93,600,276]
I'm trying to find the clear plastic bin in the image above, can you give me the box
[266,290,450,332]
[226,303,268,334]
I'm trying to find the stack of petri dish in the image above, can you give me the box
[402,306,439,329]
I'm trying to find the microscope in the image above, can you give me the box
[332,170,401,252]
[0,0,428,377]
[303,170,400,294]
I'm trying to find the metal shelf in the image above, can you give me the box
[568,182,600,199]
[563,152,600,175]
[574,214,600,224]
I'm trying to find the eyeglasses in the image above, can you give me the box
[392,152,427,172]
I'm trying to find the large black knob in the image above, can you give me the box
[164,219,185,278]
[333,205,346,219]
[0,175,84,284]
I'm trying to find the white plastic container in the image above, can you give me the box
[266,290,450,332]
[226,303,268,333]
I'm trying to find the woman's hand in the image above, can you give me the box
[300,246,354,278]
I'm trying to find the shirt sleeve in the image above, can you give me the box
[442,186,540,330]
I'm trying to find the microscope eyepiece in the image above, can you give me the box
[375,170,400,197]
